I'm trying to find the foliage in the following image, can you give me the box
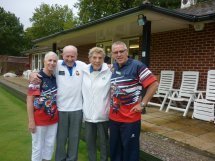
[26,3,77,40]
[75,0,211,24]
[150,0,209,8]
[150,0,181,8]
[0,7,30,56]
[75,0,143,24]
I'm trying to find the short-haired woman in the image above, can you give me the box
[27,51,58,161]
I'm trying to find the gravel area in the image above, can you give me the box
[140,132,215,161]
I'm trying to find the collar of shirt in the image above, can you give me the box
[39,69,55,79]
[62,61,77,76]
[114,58,132,70]
[89,65,102,73]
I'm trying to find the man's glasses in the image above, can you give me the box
[112,49,127,55]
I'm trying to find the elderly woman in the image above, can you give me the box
[82,47,112,161]
[26,51,58,161]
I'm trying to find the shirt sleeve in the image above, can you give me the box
[138,64,157,88]
[27,82,41,96]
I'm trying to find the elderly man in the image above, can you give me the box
[54,45,86,161]
[109,41,158,161]
[30,45,86,161]
[82,47,111,161]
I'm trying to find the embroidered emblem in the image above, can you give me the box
[76,70,80,76]
[131,134,135,138]
[102,77,106,80]
[111,67,115,73]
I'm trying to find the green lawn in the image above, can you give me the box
[0,85,88,161]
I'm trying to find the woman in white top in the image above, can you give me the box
[82,47,112,161]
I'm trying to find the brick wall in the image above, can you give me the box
[149,22,215,90]
[77,43,95,63]
[0,55,29,75]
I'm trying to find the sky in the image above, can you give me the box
[0,0,78,29]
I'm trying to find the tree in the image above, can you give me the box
[150,0,180,8]
[0,7,29,56]
[75,0,143,24]
[75,0,210,24]
[26,3,77,40]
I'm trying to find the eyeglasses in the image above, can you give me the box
[112,49,127,55]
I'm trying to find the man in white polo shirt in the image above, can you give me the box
[55,45,86,161]
[30,45,86,161]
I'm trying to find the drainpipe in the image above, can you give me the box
[141,20,151,67]
[52,43,57,53]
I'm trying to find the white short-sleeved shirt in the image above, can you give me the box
[55,60,86,111]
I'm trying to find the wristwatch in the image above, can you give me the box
[140,102,145,108]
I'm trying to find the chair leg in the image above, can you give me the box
[160,94,168,111]
[183,98,192,117]
[166,99,172,112]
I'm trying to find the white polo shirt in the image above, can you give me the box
[55,60,86,111]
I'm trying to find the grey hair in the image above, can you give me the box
[44,51,58,61]
[111,41,127,51]
[88,47,105,58]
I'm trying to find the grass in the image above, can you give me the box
[0,84,162,161]
[0,85,88,161]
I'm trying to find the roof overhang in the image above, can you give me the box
[33,4,215,48]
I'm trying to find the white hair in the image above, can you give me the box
[44,51,58,61]
[111,41,127,51]
[88,47,105,58]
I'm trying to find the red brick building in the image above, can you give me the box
[0,55,29,75]
[28,1,215,90]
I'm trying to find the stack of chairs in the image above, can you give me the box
[193,70,215,122]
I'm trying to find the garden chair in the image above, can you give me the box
[166,71,199,117]
[148,70,175,110]
[192,70,215,122]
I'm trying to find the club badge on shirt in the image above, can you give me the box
[76,70,80,76]
[111,67,115,73]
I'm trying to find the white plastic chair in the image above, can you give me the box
[193,70,215,122]
[148,70,175,110]
[166,71,199,117]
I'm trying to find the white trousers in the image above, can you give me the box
[31,123,58,161]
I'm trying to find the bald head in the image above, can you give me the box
[63,45,78,56]
[62,45,78,67]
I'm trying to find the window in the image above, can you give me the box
[128,39,139,60]
[41,54,45,68]
[32,55,35,70]
[35,54,38,70]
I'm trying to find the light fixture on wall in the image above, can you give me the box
[137,14,147,26]
[137,14,151,67]
[193,22,205,31]
[96,44,103,48]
